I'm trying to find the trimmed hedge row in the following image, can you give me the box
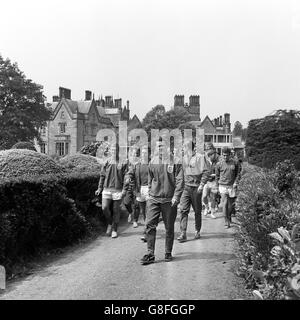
[0,175,91,273]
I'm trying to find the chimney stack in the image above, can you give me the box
[85,90,92,101]
[52,95,60,102]
[174,95,184,107]
[59,87,71,99]
[126,100,130,110]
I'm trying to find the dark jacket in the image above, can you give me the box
[148,157,184,203]
[207,154,220,182]
[126,162,149,193]
[215,159,241,186]
[183,153,210,187]
[98,158,129,191]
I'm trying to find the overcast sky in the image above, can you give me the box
[1,0,300,127]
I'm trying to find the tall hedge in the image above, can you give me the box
[0,175,91,274]
[246,110,300,169]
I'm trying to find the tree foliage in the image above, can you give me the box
[246,109,300,169]
[142,105,193,134]
[233,121,243,137]
[0,55,50,149]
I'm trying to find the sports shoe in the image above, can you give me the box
[106,224,112,236]
[194,231,201,239]
[211,212,217,219]
[111,231,118,238]
[165,253,173,262]
[177,232,187,242]
[140,235,147,242]
[141,253,155,265]
[203,207,209,216]
[133,221,138,228]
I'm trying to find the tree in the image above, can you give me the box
[0,55,50,150]
[142,105,193,134]
[233,121,243,137]
[142,105,166,134]
[246,109,300,169]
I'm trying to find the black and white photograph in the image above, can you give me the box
[0,0,300,306]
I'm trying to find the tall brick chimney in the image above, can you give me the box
[85,90,92,101]
[174,95,184,107]
[105,96,113,108]
[52,95,60,102]
[59,87,71,99]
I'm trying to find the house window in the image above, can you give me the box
[40,143,46,154]
[204,135,213,142]
[61,111,65,119]
[55,142,69,156]
[59,123,66,134]
[41,126,46,135]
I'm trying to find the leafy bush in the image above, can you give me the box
[0,149,65,179]
[0,174,91,275]
[59,153,102,174]
[236,162,300,299]
[11,141,37,152]
[63,172,105,231]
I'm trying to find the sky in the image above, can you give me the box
[1,0,300,127]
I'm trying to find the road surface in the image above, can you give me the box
[0,210,249,300]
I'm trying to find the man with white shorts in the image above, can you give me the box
[215,146,241,228]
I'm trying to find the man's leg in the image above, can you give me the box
[221,193,230,227]
[111,199,122,234]
[144,200,161,256]
[102,197,113,235]
[190,187,202,238]
[161,202,178,259]
[202,183,210,215]
[178,187,192,242]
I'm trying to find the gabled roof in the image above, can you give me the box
[77,100,93,114]
[199,116,217,133]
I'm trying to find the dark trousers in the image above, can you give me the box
[123,191,134,214]
[179,186,202,233]
[145,199,178,255]
[102,199,122,231]
[134,201,146,222]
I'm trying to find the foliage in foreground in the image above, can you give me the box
[236,160,300,299]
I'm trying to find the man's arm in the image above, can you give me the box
[172,164,184,204]
[96,162,106,194]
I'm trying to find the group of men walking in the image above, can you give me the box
[95,140,241,265]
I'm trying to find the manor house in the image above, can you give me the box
[36,87,141,156]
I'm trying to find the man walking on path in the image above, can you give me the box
[141,141,184,265]
[202,145,220,219]
[126,145,149,240]
[177,141,210,243]
[95,144,129,238]
[215,146,241,228]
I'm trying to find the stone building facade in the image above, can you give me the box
[36,87,141,156]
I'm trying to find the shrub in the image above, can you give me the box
[236,162,300,299]
[0,149,65,179]
[63,172,105,231]
[11,141,37,152]
[0,174,91,275]
[59,153,102,174]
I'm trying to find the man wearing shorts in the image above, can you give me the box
[95,144,129,238]
[215,146,241,228]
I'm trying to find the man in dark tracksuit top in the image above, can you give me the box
[177,143,210,242]
[96,145,129,238]
[215,146,241,228]
[141,142,184,265]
